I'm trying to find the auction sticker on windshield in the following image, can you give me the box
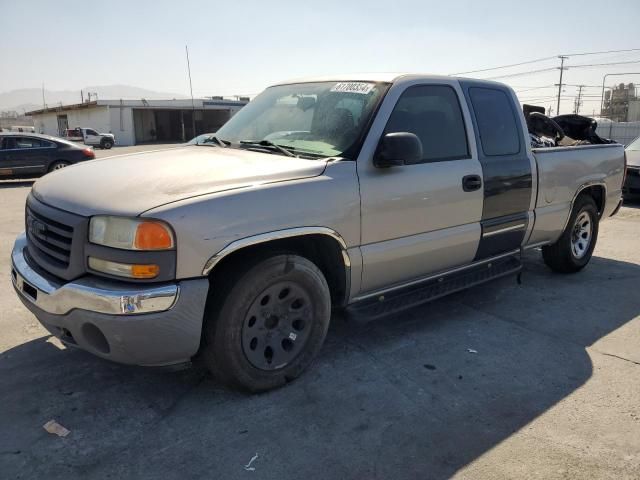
[330,82,375,94]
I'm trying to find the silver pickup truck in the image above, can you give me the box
[11,74,625,391]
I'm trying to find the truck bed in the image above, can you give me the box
[527,143,625,246]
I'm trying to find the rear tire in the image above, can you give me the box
[48,160,70,172]
[542,194,599,273]
[202,254,331,392]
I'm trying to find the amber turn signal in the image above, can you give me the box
[131,264,160,279]
[134,222,174,250]
[88,257,160,279]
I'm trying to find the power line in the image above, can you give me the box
[561,47,640,57]
[451,48,640,77]
[485,67,557,80]
[512,85,555,93]
[450,56,556,75]
[569,59,640,68]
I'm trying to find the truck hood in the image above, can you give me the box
[32,146,328,217]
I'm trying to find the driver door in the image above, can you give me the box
[84,129,99,145]
[357,80,484,294]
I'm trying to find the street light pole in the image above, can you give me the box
[185,45,196,138]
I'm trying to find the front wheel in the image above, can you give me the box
[542,194,599,273]
[101,139,113,149]
[202,254,331,392]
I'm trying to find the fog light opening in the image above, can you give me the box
[81,323,110,354]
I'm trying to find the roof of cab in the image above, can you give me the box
[271,73,509,89]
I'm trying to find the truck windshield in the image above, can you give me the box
[214,81,388,159]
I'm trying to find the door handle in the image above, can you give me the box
[462,175,482,192]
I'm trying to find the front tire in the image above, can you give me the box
[101,139,113,149]
[542,194,599,273]
[202,254,331,392]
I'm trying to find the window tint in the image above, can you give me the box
[86,129,98,136]
[469,87,520,156]
[384,85,469,163]
[15,137,45,148]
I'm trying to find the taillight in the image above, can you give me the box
[83,148,95,159]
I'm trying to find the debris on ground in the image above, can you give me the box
[467,349,478,354]
[244,453,259,471]
[42,420,70,437]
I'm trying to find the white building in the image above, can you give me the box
[27,97,248,146]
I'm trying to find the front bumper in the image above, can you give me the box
[11,233,209,366]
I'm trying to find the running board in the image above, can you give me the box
[346,254,522,322]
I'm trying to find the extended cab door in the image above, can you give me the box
[357,79,484,294]
[459,81,534,259]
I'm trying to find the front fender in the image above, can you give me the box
[143,161,361,279]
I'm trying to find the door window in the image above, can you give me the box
[384,85,469,163]
[468,87,521,156]
[86,129,99,136]
[15,137,46,148]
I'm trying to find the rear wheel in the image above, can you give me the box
[202,254,331,392]
[542,194,599,273]
[48,160,70,172]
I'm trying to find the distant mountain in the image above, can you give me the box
[0,85,188,113]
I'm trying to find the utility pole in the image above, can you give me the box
[185,45,196,138]
[574,85,584,114]
[556,56,568,115]
[41,83,46,110]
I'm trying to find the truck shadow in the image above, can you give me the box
[1,252,639,479]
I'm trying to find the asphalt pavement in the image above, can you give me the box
[1,167,639,479]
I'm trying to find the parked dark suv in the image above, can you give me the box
[0,133,95,179]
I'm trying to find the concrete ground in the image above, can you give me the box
[0,169,639,478]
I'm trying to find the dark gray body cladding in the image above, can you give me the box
[460,80,533,259]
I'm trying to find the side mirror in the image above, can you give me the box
[374,132,423,168]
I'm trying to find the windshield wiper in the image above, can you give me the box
[200,135,229,147]
[239,140,297,157]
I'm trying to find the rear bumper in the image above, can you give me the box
[11,233,209,366]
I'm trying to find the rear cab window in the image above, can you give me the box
[468,87,521,156]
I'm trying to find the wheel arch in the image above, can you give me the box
[203,228,351,308]
[575,183,606,217]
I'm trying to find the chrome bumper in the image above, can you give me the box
[11,232,178,315]
[11,232,210,366]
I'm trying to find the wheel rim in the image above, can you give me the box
[241,281,314,371]
[53,163,67,170]
[571,211,592,259]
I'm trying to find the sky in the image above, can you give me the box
[1,0,640,115]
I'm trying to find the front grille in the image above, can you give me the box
[26,206,73,268]
[25,194,88,281]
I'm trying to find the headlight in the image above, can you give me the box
[89,216,174,250]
